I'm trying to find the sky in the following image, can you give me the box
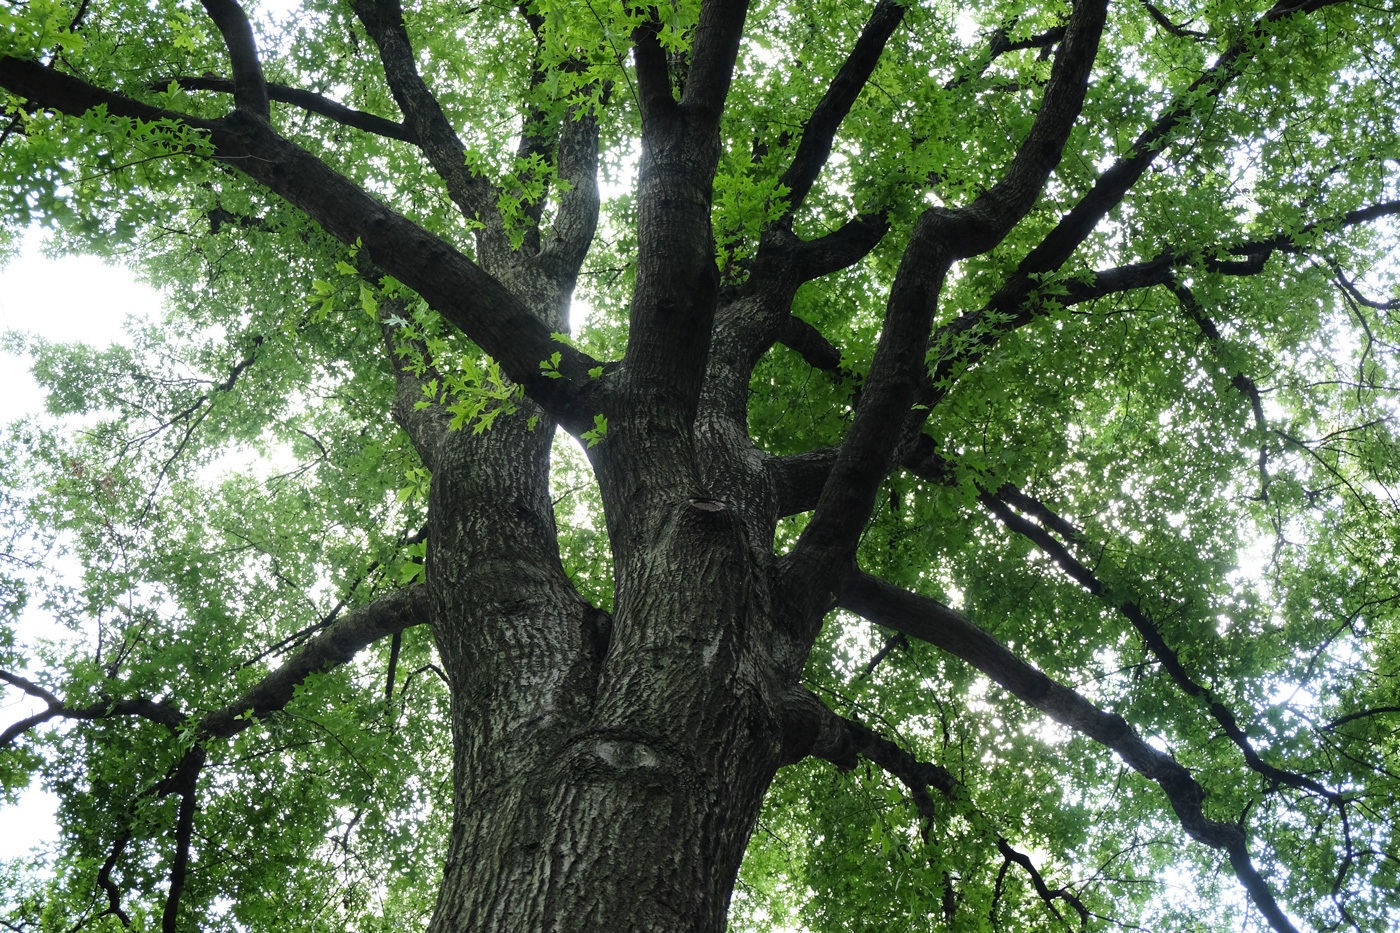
[0,231,163,864]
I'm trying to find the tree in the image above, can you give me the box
[0,0,1397,928]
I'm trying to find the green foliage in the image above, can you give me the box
[0,0,1398,929]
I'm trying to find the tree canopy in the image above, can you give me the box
[0,0,1398,929]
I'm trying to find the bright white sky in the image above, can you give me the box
[0,232,162,865]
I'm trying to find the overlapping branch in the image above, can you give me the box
[764,195,1400,520]
[838,570,1302,933]
[948,0,1355,382]
[978,484,1343,803]
[0,57,602,430]
[777,0,1109,614]
[158,76,413,142]
[198,0,268,117]
[349,0,517,270]
[504,11,603,283]
[782,685,1093,928]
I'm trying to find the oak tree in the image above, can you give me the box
[1,0,1398,929]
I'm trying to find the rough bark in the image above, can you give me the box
[2,0,1386,929]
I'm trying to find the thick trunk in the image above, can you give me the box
[413,85,790,922]
[421,404,791,931]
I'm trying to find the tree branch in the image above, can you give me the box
[198,583,429,738]
[964,0,1354,342]
[1166,276,1272,500]
[838,570,1303,933]
[936,0,1109,258]
[773,0,1109,616]
[778,686,957,831]
[538,102,602,292]
[946,21,1068,91]
[1,669,185,747]
[912,196,1400,428]
[198,0,269,117]
[786,685,1091,928]
[173,103,598,428]
[159,75,413,142]
[350,0,505,254]
[158,748,205,933]
[631,16,676,125]
[773,0,906,222]
[1138,0,1208,39]
[92,831,134,929]
[776,314,844,373]
[379,303,453,467]
[978,485,1342,803]
[0,59,602,423]
[787,212,890,282]
[680,0,750,131]
[509,6,558,253]
[1329,259,1400,311]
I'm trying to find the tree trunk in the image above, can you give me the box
[420,398,791,931]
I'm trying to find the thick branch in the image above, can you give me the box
[913,196,1400,427]
[774,0,1108,613]
[538,102,602,287]
[161,75,413,142]
[2,53,546,372]
[350,0,502,246]
[839,570,1302,933]
[776,315,843,373]
[781,685,957,794]
[701,210,884,426]
[631,18,676,124]
[788,212,890,282]
[198,584,428,738]
[968,0,1353,336]
[774,0,906,221]
[619,0,751,426]
[679,0,750,130]
[3,589,423,747]
[194,108,599,428]
[767,444,839,517]
[937,0,1109,258]
[776,216,952,618]
[199,0,269,117]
